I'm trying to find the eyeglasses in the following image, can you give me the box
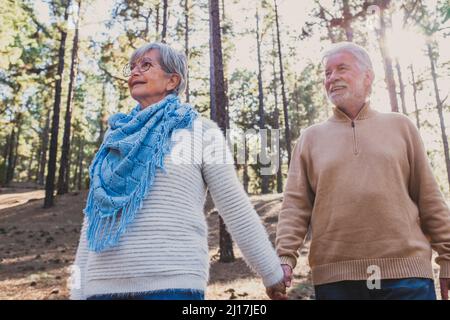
[123,58,161,77]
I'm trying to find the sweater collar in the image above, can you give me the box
[331,102,376,122]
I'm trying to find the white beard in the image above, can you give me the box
[328,80,366,108]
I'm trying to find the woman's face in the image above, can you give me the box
[127,49,179,108]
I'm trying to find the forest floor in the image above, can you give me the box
[0,186,442,300]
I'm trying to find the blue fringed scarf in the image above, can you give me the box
[83,94,198,252]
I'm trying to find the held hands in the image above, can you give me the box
[440,278,450,300]
[266,264,293,300]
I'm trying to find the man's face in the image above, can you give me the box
[323,51,371,108]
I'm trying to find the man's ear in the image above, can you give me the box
[166,74,181,92]
[364,69,374,87]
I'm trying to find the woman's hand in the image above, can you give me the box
[266,280,287,300]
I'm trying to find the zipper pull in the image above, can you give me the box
[351,121,355,128]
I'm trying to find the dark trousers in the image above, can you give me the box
[314,278,436,300]
[87,289,205,300]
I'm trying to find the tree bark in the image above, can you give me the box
[376,6,399,112]
[274,0,292,166]
[58,0,82,195]
[255,6,269,194]
[209,0,234,262]
[395,58,408,115]
[409,64,421,130]
[38,104,51,185]
[342,0,354,41]
[44,0,71,208]
[155,3,160,37]
[161,0,168,43]
[272,27,283,193]
[77,138,84,191]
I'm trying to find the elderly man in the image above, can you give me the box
[275,42,450,300]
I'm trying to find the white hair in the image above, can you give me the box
[130,42,187,95]
[321,41,374,76]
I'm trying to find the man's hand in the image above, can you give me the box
[266,281,287,300]
[281,264,293,287]
[440,278,450,300]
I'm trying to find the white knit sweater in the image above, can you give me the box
[70,117,283,299]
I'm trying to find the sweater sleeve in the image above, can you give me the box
[201,119,284,287]
[275,133,314,270]
[407,120,450,279]
[70,216,89,300]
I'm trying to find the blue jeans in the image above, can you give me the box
[314,278,436,300]
[87,289,205,300]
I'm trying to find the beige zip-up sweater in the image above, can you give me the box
[276,103,450,285]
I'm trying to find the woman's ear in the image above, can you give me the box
[166,74,181,92]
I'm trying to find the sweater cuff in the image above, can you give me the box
[280,255,297,270]
[439,261,450,279]
[262,264,284,288]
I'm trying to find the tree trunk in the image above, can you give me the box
[274,0,292,166]
[38,104,51,185]
[427,42,450,190]
[184,0,190,102]
[155,3,160,37]
[209,0,234,263]
[161,0,168,43]
[271,28,283,194]
[5,129,15,185]
[342,0,354,41]
[77,138,84,191]
[10,113,23,184]
[395,58,407,115]
[44,0,71,208]
[255,6,269,194]
[409,64,421,130]
[27,147,35,181]
[58,0,82,195]
[376,7,399,112]
[98,83,107,147]
[5,113,23,185]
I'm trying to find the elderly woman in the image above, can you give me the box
[70,42,286,300]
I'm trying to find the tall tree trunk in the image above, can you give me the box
[28,147,35,181]
[342,0,354,41]
[376,6,399,112]
[274,0,292,166]
[272,27,283,193]
[427,42,450,190]
[409,64,421,130]
[10,113,23,184]
[44,0,71,208]
[38,104,51,185]
[209,0,234,263]
[98,83,107,147]
[58,0,82,195]
[161,0,168,43]
[395,58,407,115]
[3,130,13,185]
[255,6,269,194]
[155,3,160,37]
[184,0,190,102]
[77,138,84,191]
[5,113,22,185]
[5,128,15,185]
[6,128,16,185]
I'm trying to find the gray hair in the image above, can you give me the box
[321,41,374,76]
[130,42,187,95]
